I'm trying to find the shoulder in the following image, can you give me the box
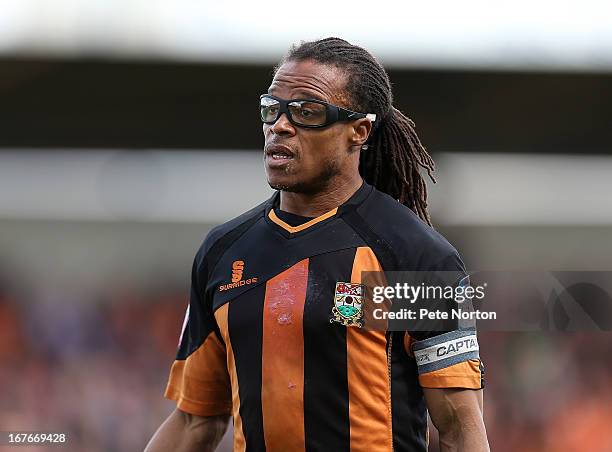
[194,196,272,269]
[349,186,463,271]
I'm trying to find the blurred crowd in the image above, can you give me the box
[1,283,611,452]
[0,283,189,452]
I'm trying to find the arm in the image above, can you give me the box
[424,387,489,452]
[149,241,232,452]
[144,408,230,452]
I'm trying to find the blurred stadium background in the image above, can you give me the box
[1,1,612,451]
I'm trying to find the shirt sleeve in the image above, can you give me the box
[164,250,232,416]
[406,251,485,390]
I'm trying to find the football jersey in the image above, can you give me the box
[165,181,483,452]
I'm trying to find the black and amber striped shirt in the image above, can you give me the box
[165,181,483,452]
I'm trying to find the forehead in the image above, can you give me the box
[268,59,349,105]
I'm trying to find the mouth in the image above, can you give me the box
[264,144,296,166]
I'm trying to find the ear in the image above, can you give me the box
[348,118,374,150]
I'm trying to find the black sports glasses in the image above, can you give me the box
[260,94,377,129]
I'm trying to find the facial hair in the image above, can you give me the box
[267,156,342,195]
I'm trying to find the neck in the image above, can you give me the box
[279,174,363,217]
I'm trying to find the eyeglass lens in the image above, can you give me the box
[260,96,328,126]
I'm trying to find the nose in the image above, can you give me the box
[269,112,295,135]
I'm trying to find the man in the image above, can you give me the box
[145,37,489,452]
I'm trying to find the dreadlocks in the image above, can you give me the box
[278,37,436,225]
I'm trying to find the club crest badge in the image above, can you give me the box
[330,282,364,327]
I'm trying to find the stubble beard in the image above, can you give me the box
[267,158,342,195]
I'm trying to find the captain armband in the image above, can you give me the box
[412,329,479,374]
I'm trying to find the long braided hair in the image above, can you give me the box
[278,37,436,225]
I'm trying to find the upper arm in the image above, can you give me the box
[415,250,488,449]
[407,253,488,450]
[407,248,485,390]
[164,247,232,417]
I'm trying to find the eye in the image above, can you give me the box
[299,108,314,118]
[288,101,326,124]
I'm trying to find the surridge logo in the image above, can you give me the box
[219,260,258,292]
[232,260,244,282]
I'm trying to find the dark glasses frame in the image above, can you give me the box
[260,94,377,129]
